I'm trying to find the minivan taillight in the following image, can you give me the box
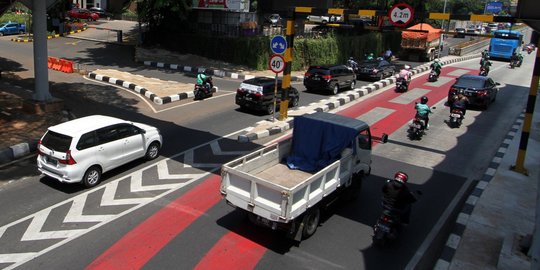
[304,72,312,77]
[37,139,44,156]
[477,90,488,97]
[59,150,77,165]
[322,75,332,80]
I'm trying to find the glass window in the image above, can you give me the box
[76,132,97,150]
[116,124,140,139]
[97,126,120,144]
[41,130,73,152]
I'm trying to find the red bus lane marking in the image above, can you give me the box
[193,229,269,270]
[87,67,475,270]
[86,176,222,270]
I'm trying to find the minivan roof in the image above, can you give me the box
[48,115,128,136]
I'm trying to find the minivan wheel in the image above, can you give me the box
[332,84,339,95]
[266,105,275,115]
[83,166,102,188]
[145,142,160,160]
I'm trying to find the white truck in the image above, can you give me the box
[220,112,383,241]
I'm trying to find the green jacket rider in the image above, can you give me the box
[430,59,443,75]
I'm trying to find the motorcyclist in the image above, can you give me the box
[481,49,489,59]
[366,52,375,61]
[382,171,417,225]
[384,48,393,61]
[430,59,442,77]
[415,96,432,129]
[196,69,213,93]
[450,93,469,117]
[510,52,519,67]
[347,56,359,70]
[397,65,412,87]
[480,56,492,75]
[517,52,524,67]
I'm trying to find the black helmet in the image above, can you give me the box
[420,96,428,104]
[394,171,409,183]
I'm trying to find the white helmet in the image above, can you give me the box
[404,65,411,70]
[434,58,440,63]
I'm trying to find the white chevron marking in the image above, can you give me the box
[210,141,250,155]
[0,253,37,264]
[100,181,153,206]
[21,209,86,241]
[130,170,182,191]
[156,160,205,179]
[63,194,115,223]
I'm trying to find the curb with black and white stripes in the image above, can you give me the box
[238,54,479,142]
[87,72,218,105]
[433,112,525,269]
[142,61,305,82]
[0,110,75,166]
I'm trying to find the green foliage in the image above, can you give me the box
[0,12,29,24]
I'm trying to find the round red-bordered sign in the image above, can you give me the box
[388,3,414,27]
[269,54,286,74]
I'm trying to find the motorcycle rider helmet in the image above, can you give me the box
[204,69,211,75]
[404,65,411,70]
[420,96,428,104]
[434,58,440,63]
[349,56,354,60]
[394,171,409,183]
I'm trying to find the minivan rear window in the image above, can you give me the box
[41,130,72,152]
[308,68,330,75]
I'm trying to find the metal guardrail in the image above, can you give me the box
[449,38,490,56]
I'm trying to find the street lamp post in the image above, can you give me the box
[438,0,448,58]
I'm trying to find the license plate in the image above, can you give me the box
[46,155,58,166]
[312,77,320,81]
[410,124,421,129]
[451,113,462,118]
[245,97,252,101]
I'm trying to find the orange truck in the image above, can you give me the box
[401,23,443,61]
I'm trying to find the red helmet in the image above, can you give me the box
[394,171,408,183]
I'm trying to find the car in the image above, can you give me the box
[448,75,499,110]
[67,8,99,21]
[303,64,356,95]
[36,115,162,188]
[235,77,300,115]
[355,58,396,81]
[454,28,466,38]
[307,15,341,24]
[266,14,281,26]
[0,22,26,36]
[89,7,109,17]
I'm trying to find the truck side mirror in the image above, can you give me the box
[381,133,388,144]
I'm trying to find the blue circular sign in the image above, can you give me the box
[270,35,287,55]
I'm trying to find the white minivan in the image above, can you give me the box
[37,115,162,188]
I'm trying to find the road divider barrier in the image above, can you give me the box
[47,57,74,73]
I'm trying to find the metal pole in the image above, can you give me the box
[272,73,278,122]
[279,8,296,121]
[437,0,448,58]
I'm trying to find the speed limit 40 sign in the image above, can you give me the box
[269,54,285,74]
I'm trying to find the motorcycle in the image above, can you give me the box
[194,76,214,100]
[449,108,464,128]
[408,116,427,140]
[479,67,489,76]
[372,191,422,247]
[427,69,438,82]
[395,77,408,93]
[526,45,534,54]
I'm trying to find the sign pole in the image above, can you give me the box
[272,73,278,122]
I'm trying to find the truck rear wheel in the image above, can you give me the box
[302,208,320,239]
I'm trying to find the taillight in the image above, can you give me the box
[37,139,44,156]
[382,215,391,222]
[59,150,77,165]
[452,109,462,114]
[322,75,332,80]
[304,72,312,77]
[253,92,263,97]
[449,87,458,94]
[236,88,244,94]
[477,90,488,96]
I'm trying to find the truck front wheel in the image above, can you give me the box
[302,208,320,239]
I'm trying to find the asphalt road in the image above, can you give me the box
[0,22,533,269]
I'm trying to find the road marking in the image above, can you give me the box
[357,107,396,126]
[446,69,471,77]
[388,88,431,104]
[424,76,454,87]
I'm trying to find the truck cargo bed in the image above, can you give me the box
[255,163,313,189]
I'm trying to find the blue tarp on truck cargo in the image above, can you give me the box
[287,112,368,172]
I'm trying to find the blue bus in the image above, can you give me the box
[489,30,523,60]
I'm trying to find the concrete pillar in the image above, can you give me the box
[31,0,52,101]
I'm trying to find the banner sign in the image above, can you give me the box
[485,2,504,14]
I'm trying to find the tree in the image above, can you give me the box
[136,0,189,42]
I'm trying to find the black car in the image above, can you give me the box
[236,77,299,115]
[448,75,499,109]
[355,59,396,81]
[454,28,466,38]
[303,65,356,95]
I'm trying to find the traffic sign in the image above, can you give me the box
[269,54,285,73]
[270,35,287,55]
[389,3,414,27]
